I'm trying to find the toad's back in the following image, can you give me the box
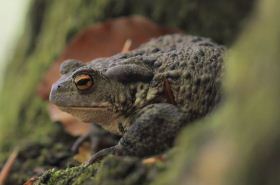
[149,35,224,118]
[90,34,225,120]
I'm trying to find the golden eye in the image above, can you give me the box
[74,74,94,91]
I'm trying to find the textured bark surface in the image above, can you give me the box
[3,0,278,185]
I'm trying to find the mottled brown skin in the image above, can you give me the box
[50,34,225,163]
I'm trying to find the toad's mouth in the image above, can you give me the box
[58,106,110,110]
[57,106,114,116]
[57,102,113,111]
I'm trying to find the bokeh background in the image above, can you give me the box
[0,0,30,88]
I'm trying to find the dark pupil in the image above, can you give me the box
[77,78,90,86]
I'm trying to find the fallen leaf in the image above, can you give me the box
[142,155,165,165]
[0,149,18,185]
[23,177,38,185]
[73,142,92,163]
[121,39,132,53]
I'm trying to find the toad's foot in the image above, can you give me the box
[85,144,124,165]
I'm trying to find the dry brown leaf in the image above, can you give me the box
[121,39,132,53]
[23,177,38,185]
[142,155,165,165]
[0,149,18,185]
[73,142,92,163]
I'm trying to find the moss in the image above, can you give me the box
[0,124,77,184]
[94,156,148,185]
[35,165,97,185]
[34,156,163,185]
[151,117,221,185]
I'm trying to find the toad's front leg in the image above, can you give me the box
[87,103,189,164]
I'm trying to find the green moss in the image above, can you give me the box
[34,165,95,185]
[34,156,159,185]
[151,116,221,185]
[94,156,148,185]
[0,124,77,184]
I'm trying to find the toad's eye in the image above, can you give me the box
[73,74,94,91]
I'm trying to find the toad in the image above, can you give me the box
[49,34,225,164]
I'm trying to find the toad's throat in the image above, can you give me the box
[58,106,123,135]
[59,107,121,135]
[58,106,114,122]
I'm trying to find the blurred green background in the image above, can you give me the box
[0,0,30,88]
